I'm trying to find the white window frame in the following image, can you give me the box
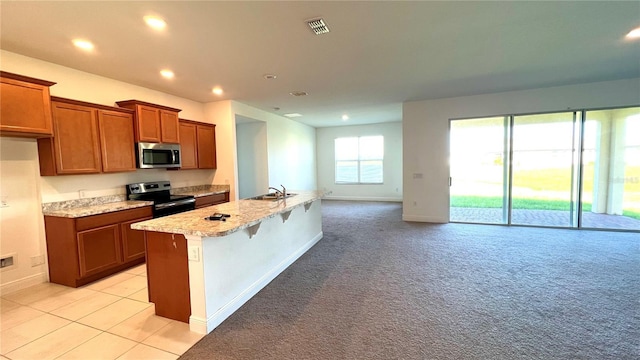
[334,136,384,184]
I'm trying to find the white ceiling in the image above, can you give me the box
[1,1,639,128]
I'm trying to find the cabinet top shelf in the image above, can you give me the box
[0,71,56,87]
[116,99,182,113]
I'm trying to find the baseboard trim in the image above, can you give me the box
[0,272,49,296]
[201,231,324,333]
[402,214,448,223]
[323,196,402,202]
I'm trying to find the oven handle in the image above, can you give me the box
[155,198,196,210]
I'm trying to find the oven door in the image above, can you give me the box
[138,142,181,169]
[154,198,196,218]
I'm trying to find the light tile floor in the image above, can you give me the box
[0,265,204,360]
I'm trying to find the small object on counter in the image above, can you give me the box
[206,213,230,221]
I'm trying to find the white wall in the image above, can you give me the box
[232,102,317,193]
[0,138,49,294]
[402,77,640,223]
[316,122,403,201]
[236,120,268,199]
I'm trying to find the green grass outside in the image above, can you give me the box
[451,195,640,220]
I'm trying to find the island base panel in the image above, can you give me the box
[145,231,191,323]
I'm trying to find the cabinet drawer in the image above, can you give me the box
[195,193,228,208]
[76,206,153,232]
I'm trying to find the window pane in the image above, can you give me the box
[335,137,358,160]
[360,160,383,183]
[359,136,384,160]
[511,112,575,227]
[450,116,508,224]
[336,160,358,183]
[582,107,640,230]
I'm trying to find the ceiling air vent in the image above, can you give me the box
[307,18,329,35]
[290,91,308,97]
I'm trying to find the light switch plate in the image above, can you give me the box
[188,246,200,262]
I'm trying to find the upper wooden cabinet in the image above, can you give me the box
[116,100,181,144]
[178,119,217,170]
[98,110,137,173]
[178,121,198,169]
[38,97,136,175]
[0,71,56,138]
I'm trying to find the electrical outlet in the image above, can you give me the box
[188,246,200,262]
[0,196,8,208]
[31,255,45,267]
[78,190,87,198]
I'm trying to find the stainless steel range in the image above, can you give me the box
[126,181,195,218]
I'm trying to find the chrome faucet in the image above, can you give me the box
[268,185,287,199]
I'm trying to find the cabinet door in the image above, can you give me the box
[77,224,123,278]
[51,102,102,174]
[197,124,217,169]
[136,105,161,142]
[160,110,180,143]
[121,217,151,263]
[179,122,198,169]
[0,76,53,137]
[98,110,136,172]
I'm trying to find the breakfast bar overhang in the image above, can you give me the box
[131,191,323,334]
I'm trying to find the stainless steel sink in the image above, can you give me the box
[247,193,297,201]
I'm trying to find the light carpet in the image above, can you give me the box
[180,200,639,359]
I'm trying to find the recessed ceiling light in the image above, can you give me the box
[144,15,167,30]
[72,39,94,51]
[342,114,349,121]
[284,113,302,118]
[160,69,174,79]
[626,26,640,39]
[212,87,223,95]
[290,91,308,97]
[264,74,277,80]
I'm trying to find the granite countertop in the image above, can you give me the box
[172,185,230,198]
[131,190,323,237]
[41,184,230,218]
[42,200,153,218]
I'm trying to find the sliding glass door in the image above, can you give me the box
[450,117,508,224]
[581,107,640,230]
[511,112,577,227]
[450,106,640,231]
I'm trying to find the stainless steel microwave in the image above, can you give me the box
[137,142,181,169]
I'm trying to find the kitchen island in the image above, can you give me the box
[131,190,323,334]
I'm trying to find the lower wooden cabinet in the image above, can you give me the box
[195,193,229,209]
[77,224,122,278]
[121,217,151,262]
[45,206,153,287]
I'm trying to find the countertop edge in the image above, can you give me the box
[42,200,154,218]
[131,196,320,237]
